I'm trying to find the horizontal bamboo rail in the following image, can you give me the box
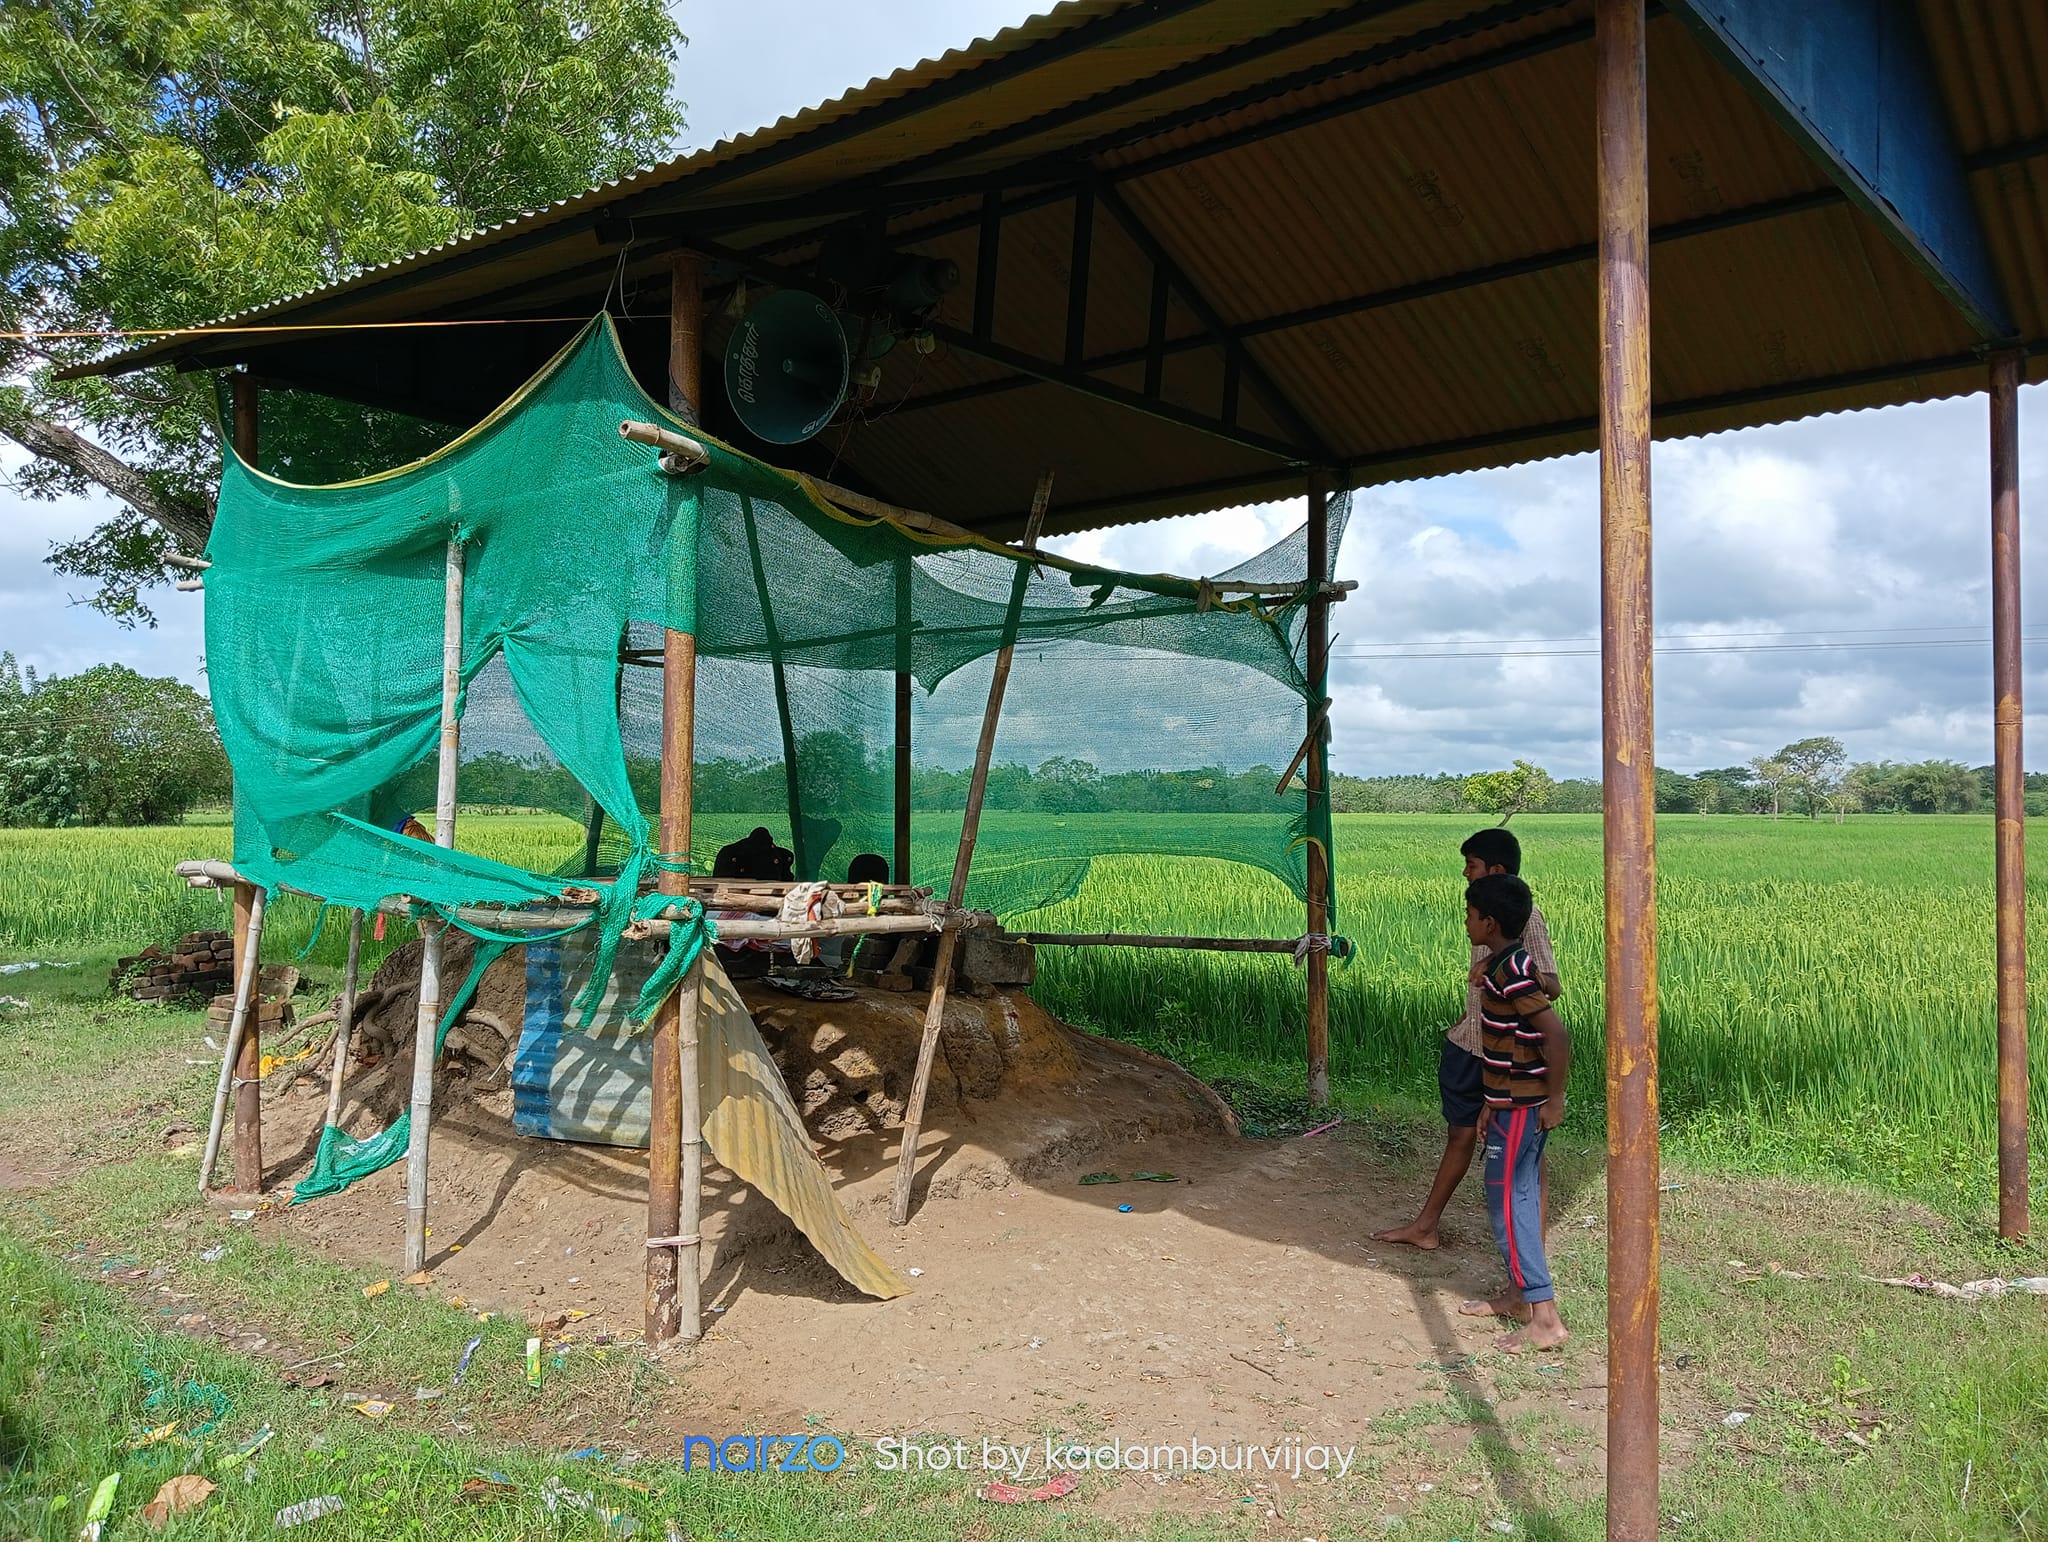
[695,892,926,916]
[797,470,1356,602]
[171,860,988,942]
[1004,930,1308,954]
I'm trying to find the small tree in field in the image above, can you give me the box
[1748,754,1790,819]
[1776,736,1848,819]
[1461,760,1555,825]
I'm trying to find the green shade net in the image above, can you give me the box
[208,317,1343,1197]
[291,938,508,1203]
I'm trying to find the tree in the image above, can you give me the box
[1774,736,1848,819]
[1032,756,1102,814]
[1654,767,1699,814]
[1460,759,1554,824]
[1748,754,1790,819]
[0,655,230,824]
[1692,765,1753,815]
[1,0,686,622]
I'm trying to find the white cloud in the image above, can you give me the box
[0,449,208,688]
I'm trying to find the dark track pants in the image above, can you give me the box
[1484,1104,1553,1305]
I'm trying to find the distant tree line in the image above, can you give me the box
[12,655,2038,828]
[455,742,1294,818]
[1330,737,2048,820]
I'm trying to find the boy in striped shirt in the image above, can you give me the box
[1456,871,1571,1353]
[1375,828,1558,1251]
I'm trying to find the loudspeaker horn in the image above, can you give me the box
[724,290,851,444]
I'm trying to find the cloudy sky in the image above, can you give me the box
[5,0,2043,781]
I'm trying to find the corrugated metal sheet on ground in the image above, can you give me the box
[515,934,904,1299]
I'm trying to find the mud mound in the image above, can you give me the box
[745,985,1082,1140]
[292,933,528,1132]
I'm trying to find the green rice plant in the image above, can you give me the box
[6,810,2044,1212]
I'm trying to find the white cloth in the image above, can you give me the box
[776,881,844,966]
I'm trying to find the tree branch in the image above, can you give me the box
[0,411,213,551]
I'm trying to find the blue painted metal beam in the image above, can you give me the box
[1670,0,2014,342]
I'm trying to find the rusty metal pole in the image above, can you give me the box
[1991,350,2030,1240]
[1597,0,1660,1536]
[228,374,266,1195]
[648,251,707,1345]
[1305,472,1332,1108]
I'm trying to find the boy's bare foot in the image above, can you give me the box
[1497,1320,1569,1354]
[1457,1292,1531,1322]
[1370,1220,1441,1250]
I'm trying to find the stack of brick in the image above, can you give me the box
[206,964,300,1036]
[113,929,234,1002]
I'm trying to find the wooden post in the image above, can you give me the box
[895,556,914,885]
[1991,350,2030,1240]
[1596,2,1660,1538]
[402,536,466,1276]
[890,471,1053,1227]
[648,249,707,1345]
[228,373,264,1195]
[201,885,267,1194]
[321,909,367,1132]
[1304,473,1332,1108]
[740,495,809,876]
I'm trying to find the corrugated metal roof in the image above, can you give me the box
[64,0,2048,534]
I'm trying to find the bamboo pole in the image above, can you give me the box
[1007,931,1308,953]
[890,470,1054,1227]
[618,418,709,471]
[228,373,265,1195]
[1596,2,1661,1536]
[171,859,968,939]
[1991,350,2030,1240]
[201,885,267,1194]
[795,470,1356,600]
[320,910,366,1133]
[688,890,926,915]
[1304,473,1332,1109]
[1275,698,1332,795]
[402,535,466,1276]
[648,248,706,1346]
[740,493,809,877]
[895,555,914,885]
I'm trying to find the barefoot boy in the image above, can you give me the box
[1457,872,1570,1352]
[1374,829,1558,1250]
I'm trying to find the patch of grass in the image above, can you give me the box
[1,1233,1279,1541]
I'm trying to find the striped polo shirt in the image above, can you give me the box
[1478,943,1556,1107]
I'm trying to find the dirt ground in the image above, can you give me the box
[241,950,1608,1512]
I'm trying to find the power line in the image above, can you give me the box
[1336,622,1999,649]
[1332,635,2046,662]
